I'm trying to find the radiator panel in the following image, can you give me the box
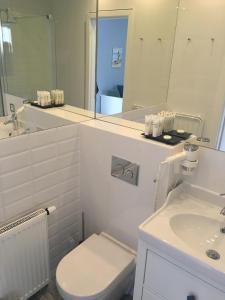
[0,210,50,300]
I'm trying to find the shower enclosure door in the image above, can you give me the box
[0,11,56,115]
[0,11,7,116]
[0,74,5,116]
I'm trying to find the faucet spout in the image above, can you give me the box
[4,103,19,130]
[220,207,225,216]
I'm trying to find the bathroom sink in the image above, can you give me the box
[0,118,30,139]
[0,122,15,138]
[138,182,225,289]
[0,123,26,138]
[170,213,224,253]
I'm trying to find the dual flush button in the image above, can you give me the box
[111,156,139,186]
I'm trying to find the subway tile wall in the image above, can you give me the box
[0,124,82,276]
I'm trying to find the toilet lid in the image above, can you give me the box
[56,233,135,300]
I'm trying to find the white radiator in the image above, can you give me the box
[0,208,54,300]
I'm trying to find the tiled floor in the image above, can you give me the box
[30,281,62,300]
[30,281,132,300]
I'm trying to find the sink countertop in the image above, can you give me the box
[139,183,225,292]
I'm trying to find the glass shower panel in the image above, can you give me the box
[0,81,4,116]
[2,15,56,101]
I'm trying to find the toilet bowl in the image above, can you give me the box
[56,232,136,300]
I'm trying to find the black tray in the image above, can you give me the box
[142,133,184,146]
[167,130,192,140]
[31,102,64,109]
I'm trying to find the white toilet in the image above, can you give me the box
[56,232,136,300]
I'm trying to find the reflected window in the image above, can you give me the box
[2,25,13,52]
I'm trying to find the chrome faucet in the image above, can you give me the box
[220,207,225,216]
[4,103,19,130]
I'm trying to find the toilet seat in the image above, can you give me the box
[56,232,136,300]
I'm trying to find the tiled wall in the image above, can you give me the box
[0,124,82,276]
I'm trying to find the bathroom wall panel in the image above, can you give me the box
[0,124,81,276]
[80,120,177,250]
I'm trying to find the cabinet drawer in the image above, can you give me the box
[144,251,225,300]
[142,289,164,300]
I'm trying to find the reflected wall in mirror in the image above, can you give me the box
[0,0,97,117]
[96,0,179,115]
[167,0,225,151]
[96,0,225,152]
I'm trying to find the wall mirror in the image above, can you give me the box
[96,0,225,152]
[0,0,97,117]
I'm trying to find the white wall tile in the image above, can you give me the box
[0,151,30,174]
[49,217,81,257]
[59,181,80,197]
[4,196,34,221]
[0,193,5,225]
[0,135,29,157]
[33,171,63,192]
[57,199,81,221]
[58,138,80,155]
[60,165,80,181]
[51,211,81,232]
[2,182,33,206]
[29,128,58,148]
[56,124,79,141]
[33,158,60,178]
[31,144,58,164]
[59,152,80,169]
[33,185,62,206]
[0,124,81,275]
[1,167,33,190]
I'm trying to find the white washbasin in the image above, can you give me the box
[0,117,34,139]
[139,183,225,289]
[0,122,26,139]
[170,213,224,252]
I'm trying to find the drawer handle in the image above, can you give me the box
[187,296,196,300]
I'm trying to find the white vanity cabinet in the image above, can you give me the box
[133,242,225,300]
[133,183,225,300]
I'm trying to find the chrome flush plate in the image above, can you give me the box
[111,156,139,186]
